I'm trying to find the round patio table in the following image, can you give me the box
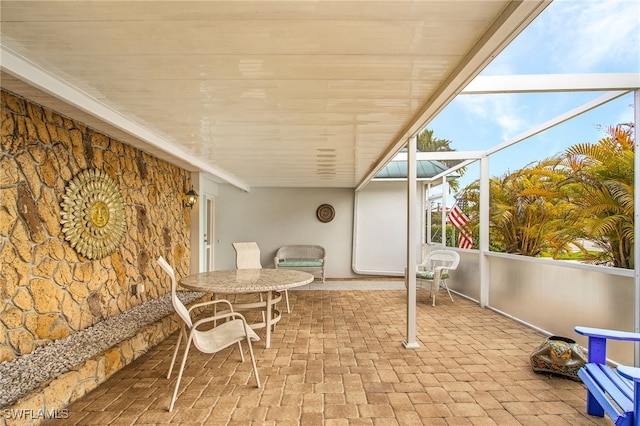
[180,268,314,348]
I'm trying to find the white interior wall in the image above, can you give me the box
[214,185,357,277]
[353,181,423,275]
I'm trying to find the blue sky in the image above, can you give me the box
[427,0,640,192]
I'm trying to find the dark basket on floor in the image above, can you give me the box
[530,336,587,381]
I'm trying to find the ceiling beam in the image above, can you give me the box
[464,73,640,94]
[392,151,485,162]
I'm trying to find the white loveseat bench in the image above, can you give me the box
[274,245,326,282]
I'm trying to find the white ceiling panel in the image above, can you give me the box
[0,1,550,189]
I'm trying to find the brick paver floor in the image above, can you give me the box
[47,287,610,425]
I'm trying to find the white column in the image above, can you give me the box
[426,183,432,244]
[421,182,426,247]
[634,89,640,366]
[441,175,447,246]
[479,156,490,307]
[404,136,419,349]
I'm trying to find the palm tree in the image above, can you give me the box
[460,124,634,268]
[461,160,580,257]
[417,129,454,155]
[417,128,466,192]
[561,125,634,268]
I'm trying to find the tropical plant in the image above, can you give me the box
[457,124,634,268]
[460,160,580,257]
[560,125,634,268]
[417,129,455,157]
[428,224,457,246]
[417,128,466,192]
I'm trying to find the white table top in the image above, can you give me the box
[179,268,314,293]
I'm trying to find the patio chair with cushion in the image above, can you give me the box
[274,245,326,283]
[157,256,261,412]
[416,249,460,307]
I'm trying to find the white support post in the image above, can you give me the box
[426,183,432,244]
[441,175,447,246]
[404,135,419,349]
[421,182,426,248]
[479,156,490,307]
[634,89,640,366]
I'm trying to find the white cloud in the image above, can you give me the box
[457,94,529,141]
[458,0,639,143]
[615,101,636,125]
[549,0,640,72]
[483,0,640,74]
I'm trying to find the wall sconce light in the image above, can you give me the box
[184,186,198,209]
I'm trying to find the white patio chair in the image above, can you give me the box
[416,249,460,307]
[233,242,290,313]
[157,256,261,412]
[232,242,262,269]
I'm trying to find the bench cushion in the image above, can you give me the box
[416,271,449,280]
[278,260,323,267]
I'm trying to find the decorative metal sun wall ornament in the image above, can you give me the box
[60,169,126,259]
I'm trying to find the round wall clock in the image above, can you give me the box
[316,204,335,223]
[60,169,126,259]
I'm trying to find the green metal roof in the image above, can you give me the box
[374,159,458,180]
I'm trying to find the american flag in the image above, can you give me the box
[447,204,473,249]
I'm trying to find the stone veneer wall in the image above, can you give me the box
[0,89,192,362]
